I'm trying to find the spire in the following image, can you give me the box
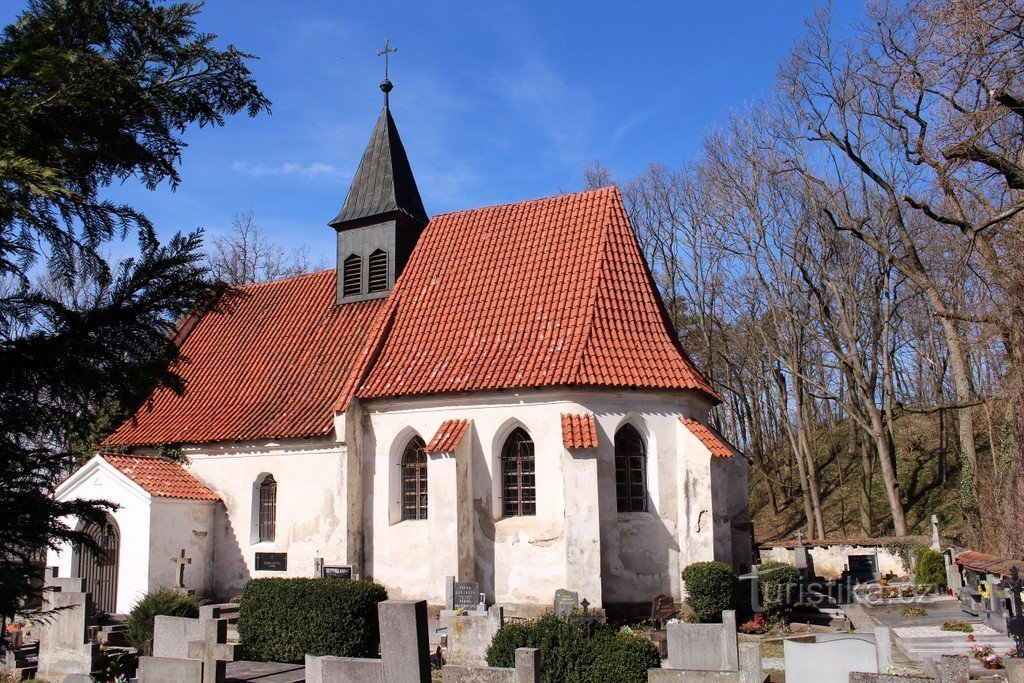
[329,38,427,230]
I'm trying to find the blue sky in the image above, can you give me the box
[2,1,865,264]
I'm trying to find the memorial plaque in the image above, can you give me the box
[255,552,287,572]
[322,565,352,580]
[651,593,676,622]
[554,589,579,617]
[452,581,479,611]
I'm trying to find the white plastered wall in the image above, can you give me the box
[147,498,217,596]
[48,456,152,614]
[166,439,349,599]
[359,387,742,607]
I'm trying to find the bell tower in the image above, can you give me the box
[330,39,428,304]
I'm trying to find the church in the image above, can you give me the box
[47,77,752,616]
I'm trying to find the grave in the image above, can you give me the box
[306,600,432,683]
[442,647,539,683]
[36,586,102,682]
[187,618,241,683]
[439,606,504,666]
[782,628,893,683]
[553,589,579,617]
[850,654,968,683]
[651,610,764,682]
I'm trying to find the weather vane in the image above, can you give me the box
[378,37,397,107]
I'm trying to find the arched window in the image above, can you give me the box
[401,436,428,520]
[367,249,389,293]
[258,474,277,542]
[342,253,362,296]
[615,425,647,512]
[501,428,536,517]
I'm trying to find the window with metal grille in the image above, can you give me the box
[342,254,362,296]
[368,249,388,293]
[400,436,428,521]
[615,425,647,512]
[501,428,536,517]
[258,474,277,542]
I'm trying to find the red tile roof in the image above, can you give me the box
[355,187,717,401]
[101,454,219,501]
[425,419,470,453]
[107,271,387,446]
[680,418,735,458]
[561,413,598,449]
[955,551,1024,578]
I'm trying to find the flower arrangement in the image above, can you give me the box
[739,612,770,634]
[899,607,927,618]
[969,645,1004,669]
[979,583,991,600]
[940,619,975,633]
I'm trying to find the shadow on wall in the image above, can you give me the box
[214,502,249,600]
[471,429,497,603]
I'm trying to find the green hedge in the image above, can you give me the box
[682,561,738,623]
[486,614,659,682]
[125,587,205,651]
[757,562,802,622]
[915,548,946,589]
[237,578,387,663]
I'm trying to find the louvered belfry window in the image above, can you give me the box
[342,254,362,296]
[615,425,648,512]
[401,436,428,521]
[367,249,388,293]
[258,474,277,542]
[501,428,536,517]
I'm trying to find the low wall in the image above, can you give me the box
[758,544,905,580]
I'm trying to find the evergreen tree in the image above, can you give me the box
[0,0,270,619]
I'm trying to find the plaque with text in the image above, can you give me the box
[323,565,352,580]
[452,581,480,611]
[255,552,287,572]
[554,589,579,617]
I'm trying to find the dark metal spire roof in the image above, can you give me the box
[329,105,428,229]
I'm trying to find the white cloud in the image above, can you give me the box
[232,161,347,181]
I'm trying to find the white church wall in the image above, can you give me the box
[677,424,718,574]
[361,388,724,607]
[175,439,348,599]
[48,457,153,614]
[147,498,217,597]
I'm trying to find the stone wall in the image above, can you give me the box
[758,543,906,580]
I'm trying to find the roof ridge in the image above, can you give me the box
[231,268,333,292]
[430,186,617,221]
[567,189,616,383]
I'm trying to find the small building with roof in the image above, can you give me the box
[47,77,751,614]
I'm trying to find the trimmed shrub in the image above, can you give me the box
[681,561,738,623]
[125,587,205,651]
[589,630,662,683]
[915,548,946,589]
[757,562,802,622]
[487,615,659,682]
[237,578,387,663]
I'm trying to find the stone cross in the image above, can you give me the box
[794,530,804,547]
[1001,565,1024,658]
[170,548,192,588]
[187,618,239,683]
[931,514,941,551]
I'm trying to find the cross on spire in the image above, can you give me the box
[378,36,397,107]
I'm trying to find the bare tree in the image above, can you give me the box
[206,210,327,286]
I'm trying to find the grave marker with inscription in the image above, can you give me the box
[254,552,287,572]
[322,565,352,580]
[553,589,579,617]
[452,582,480,611]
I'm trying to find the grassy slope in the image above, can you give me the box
[749,412,978,545]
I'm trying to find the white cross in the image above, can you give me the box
[170,548,192,588]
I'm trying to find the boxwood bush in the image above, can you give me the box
[914,548,946,589]
[237,578,387,663]
[681,561,738,623]
[757,562,802,622]
[125,587,206,652]
[486,614,659,682]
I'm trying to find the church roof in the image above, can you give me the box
[680,418,735,458]
[561,413,599,449]
[352,187,718,401]
[106,271,387,446]
[425,419,470,453]
[100,454,219,501]
[329,106,428,228]
[106,187,717,448]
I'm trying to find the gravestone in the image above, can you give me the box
[650,594,676,623]
[784,636,877,683]
[36,588,101,681]
[665,610,738,671]
[138,656,203,682]
[153,615,202,659]
[187,618,240,683]
[553,589,579,617]
[323,565,352,579]
[440,605,504,666]
[650,642,761,683]
[255,551,287,571]
[452,581,480,611]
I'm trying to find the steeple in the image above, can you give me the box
[331,40,428,304]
